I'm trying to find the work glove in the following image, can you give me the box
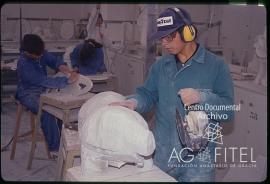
[178,88,201,106]
[109,98,138,110]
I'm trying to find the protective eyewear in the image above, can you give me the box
[162,31,177,42]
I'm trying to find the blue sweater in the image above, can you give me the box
[70,43,106,75]
[16,51,68,99]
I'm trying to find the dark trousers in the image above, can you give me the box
[17,94,61,151]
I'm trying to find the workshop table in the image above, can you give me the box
[27,92,95,170]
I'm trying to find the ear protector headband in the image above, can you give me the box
[169,7,196,42]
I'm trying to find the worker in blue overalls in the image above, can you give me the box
[70,38,107,75]
[110,8,234,182]
[16,34,78,154]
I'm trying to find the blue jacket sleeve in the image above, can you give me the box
[21,62,68,89]
[126,63,159,114]
[43,51,67,70]
[199,62,235,122]
[70,45,80,68]
[96,48,107,72]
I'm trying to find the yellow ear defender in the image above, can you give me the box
[182,25,196,42]
[169,7,196,42]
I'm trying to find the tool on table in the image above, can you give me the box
[49,73,93,96]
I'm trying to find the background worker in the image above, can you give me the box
[70,38,107,75]
[16,34,78,154]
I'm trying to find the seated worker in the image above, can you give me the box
[70,38,107,75]
[16,34,78,154]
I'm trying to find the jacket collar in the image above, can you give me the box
[162,44,206,79]
[192,44,205,64]
[164,44,205,65]
[21,50,46,63]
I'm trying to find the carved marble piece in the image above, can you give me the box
[59,74,93,96]
[78,91,125,138]
[80,106,155,175]
[78,91,156,176]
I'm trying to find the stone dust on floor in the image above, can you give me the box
[1,102,57,181]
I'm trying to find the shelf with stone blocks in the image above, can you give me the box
[6,17,83,22]
[1,40,82,55]
[1,39,82,45]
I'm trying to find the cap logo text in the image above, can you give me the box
[157,16,173,27]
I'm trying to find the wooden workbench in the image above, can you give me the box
[27,92,95,170]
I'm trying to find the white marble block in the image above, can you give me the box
[78,91,156,176]
[78,91,125,138]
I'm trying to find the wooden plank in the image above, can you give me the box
[41,92,95,109]
[63,128,80,151]
[42,105,79,123]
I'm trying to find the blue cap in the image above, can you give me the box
[151,8,192,40]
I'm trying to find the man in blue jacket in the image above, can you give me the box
[111,8,234,182]
[16,34,78,153]
[70,39,106,75]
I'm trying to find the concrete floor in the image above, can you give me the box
[1,102,57,181]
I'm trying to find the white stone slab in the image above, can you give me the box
[65,165,176,182]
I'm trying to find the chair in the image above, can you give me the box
[10,102,51,162]
[26,92,94,172]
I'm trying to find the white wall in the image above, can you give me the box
[156,4,266,66]
[1,3,95,41]
[101,4,139,46]
[1,3,266,67]
[220,5,266,65]
[1,3,94,19]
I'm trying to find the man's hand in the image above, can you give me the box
[67,71,79,84]
[58,64,71,74]
[109,99,137,110]
[178,88,201,106]
[73,66,79,73]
